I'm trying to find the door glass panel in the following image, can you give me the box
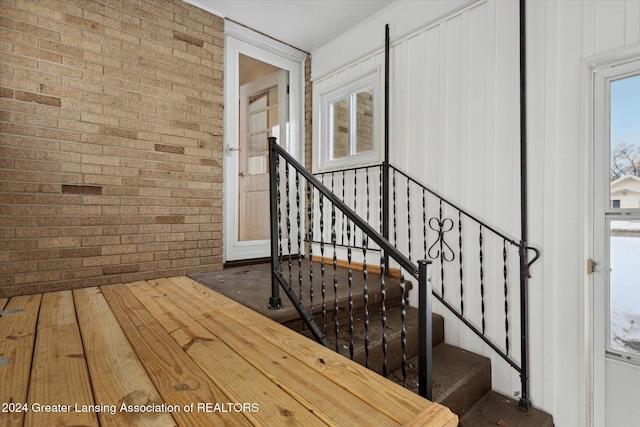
[609,219,640,358]
[607,72,640,361]
[609,74,640,208]
[247,86,278,176]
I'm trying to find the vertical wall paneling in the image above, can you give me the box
[595,1,626,54]
[625,1,640,45]
[311,0,640,422]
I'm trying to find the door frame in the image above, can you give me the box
[223,21,307,262]
[582,45,640,427]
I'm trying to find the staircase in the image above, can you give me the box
[191,262,552,425]
[269,263,544,425]
[264,140,553,425]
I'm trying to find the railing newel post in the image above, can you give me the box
[418,259,433,401]
[268,136,283,310]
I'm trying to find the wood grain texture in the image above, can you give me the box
[148,278,398,426]
[128,279,325,426]
[165,276,456,426]
[74,287,177,427]
[0,294,42,427]
[100,283,251,427]
[25,290,98,427]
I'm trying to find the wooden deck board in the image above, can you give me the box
[0,294,42,427]
[148,278,399,426]
[0,298,8,311]
[0,277,457,427]
[166,276,451,425]
[101,283,251,426]
[74,287,176,427]
[128,279,326,426]
[25,291,98,427]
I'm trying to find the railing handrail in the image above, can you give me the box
[271,141,419,279]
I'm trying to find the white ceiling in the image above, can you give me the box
[184,0,397,53]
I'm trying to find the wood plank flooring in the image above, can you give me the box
[0,276,457,427]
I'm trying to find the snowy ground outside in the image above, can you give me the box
[610,220,640,356]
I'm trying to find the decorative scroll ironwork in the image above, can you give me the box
[428,217,455,262]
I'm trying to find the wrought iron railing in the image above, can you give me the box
[306,159,540,407]
[268,137,435,399]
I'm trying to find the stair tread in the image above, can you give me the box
[388,343,491,419]
[459,391,553,427]
[300,306,444,374]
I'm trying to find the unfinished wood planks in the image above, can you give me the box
[129,279,325,426]
[163,276,457,426]
[0,277,457,427]
[74,287,176,427]
[0,294,42,427]
[25,291,97,427]
[100,283,252,426]
[150,278,400,426]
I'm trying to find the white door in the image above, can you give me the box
[223,29,305,262]
[593,60,640,427]
[237,70,288,243]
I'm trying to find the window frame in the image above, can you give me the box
[316,68,381,172]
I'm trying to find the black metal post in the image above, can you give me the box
[418,259,433,400]
[268,136,283,310]
[517,0,531,411]
[382,24,391,271]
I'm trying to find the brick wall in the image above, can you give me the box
[0,0,225,297]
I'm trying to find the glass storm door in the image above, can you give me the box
[593,61,640,427]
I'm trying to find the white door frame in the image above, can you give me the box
[582,45,640,427]
[223,21,306,262]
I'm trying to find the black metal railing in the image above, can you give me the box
[305,159,540,406]
[387,164,539,376]
[268,137,435,399]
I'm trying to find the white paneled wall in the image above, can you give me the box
[312,0,640,424]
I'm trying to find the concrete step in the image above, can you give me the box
[459,391,554,427]
[387,343,492,419]
[309,307,444,375]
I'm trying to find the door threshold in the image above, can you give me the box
[223,257,271,268]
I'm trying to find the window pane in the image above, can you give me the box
[610,74,640,209]
[331,98,349,159]
[355,87,374,154]
[609,220,640,357]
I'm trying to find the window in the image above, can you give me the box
[612,199,621,208]
[316,69,380,171]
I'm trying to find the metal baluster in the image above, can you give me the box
[380,250,388,377]
[423,189,427,260]
[353,170,357,247]
[296,171,302,303]
[459,212,464,315]
[393,169,397,248]
[307,181,314,318]
[480,224,485,334]
[342,171,346,246]
[400,272,407,387]
[366,168,370,234]
[379,166,383,236]
[347,218,354,359]
[286,161,292,289]
[320,194,327,336]
[331,204,339,352]
[439,200,445,297]
[407,177,411,261]
[277,156,283,275]
[363,234,370,368]
[504,239,509,355]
